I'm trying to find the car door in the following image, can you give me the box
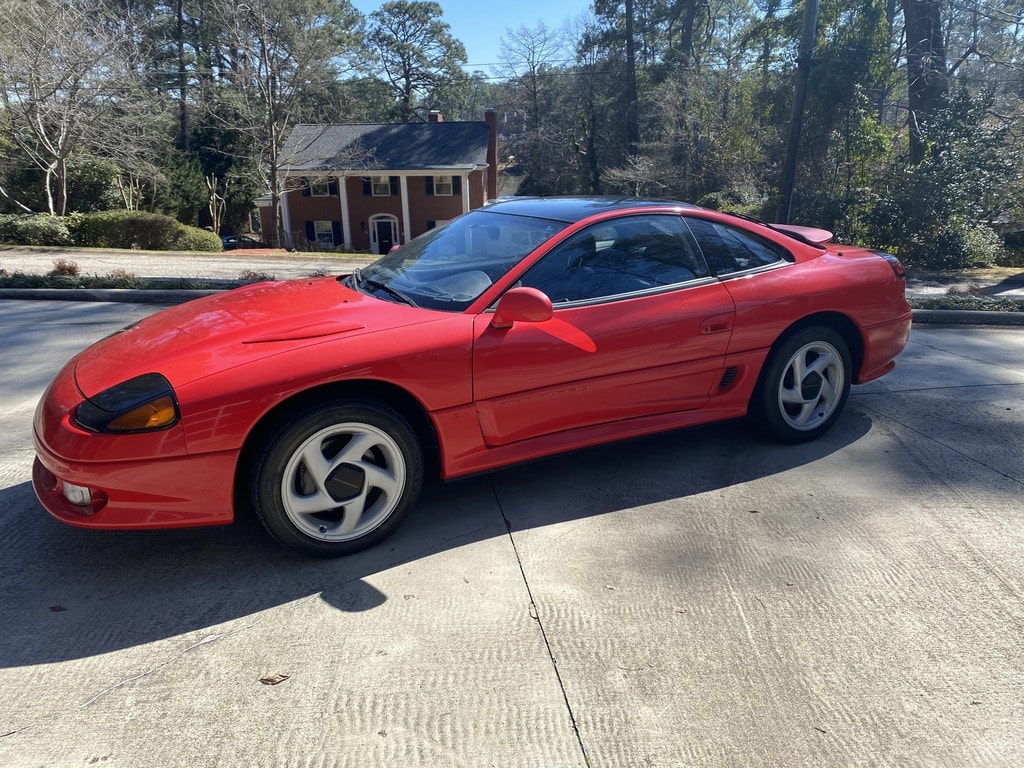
[471,214,737,447]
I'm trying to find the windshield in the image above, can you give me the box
[348,209,568,311]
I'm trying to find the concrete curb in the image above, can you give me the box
[0,288,219,304]
[910,308,1024,326]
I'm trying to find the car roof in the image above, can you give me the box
[482,196,697,224]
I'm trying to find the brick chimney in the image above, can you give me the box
[428,110,444,122]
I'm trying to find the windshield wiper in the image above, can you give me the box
[352,269,419,307]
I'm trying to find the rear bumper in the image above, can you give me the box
[857,310,912,384]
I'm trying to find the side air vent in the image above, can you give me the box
[718,366,739,390]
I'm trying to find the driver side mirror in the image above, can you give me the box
[490,287,553,330]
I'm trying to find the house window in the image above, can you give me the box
[426,175,461,196]
[301,177,337,197]
[433,175,453,196]
[314,220,335,248]
[371,176,391,196]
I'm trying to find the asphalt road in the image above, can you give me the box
[1,300,1023,767]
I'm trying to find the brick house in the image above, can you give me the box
[262,111,499,253]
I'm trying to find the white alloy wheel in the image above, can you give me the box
[775,340,846,432]
[753,326,852,443]
[280,422,406,542]
[252,401,423,557]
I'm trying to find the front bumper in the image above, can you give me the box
[32,360,238,530]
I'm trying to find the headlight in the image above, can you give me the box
[73,373,180,434]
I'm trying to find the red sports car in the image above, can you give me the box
[33,198,911,556]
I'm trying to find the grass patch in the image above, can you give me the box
[910,295,1022,312]
[0,271,228,290]
[909,265,1024,285]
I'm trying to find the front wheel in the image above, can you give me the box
[752,327,852,443]
[250,401,424,557]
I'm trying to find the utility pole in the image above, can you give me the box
[776,0,820,223]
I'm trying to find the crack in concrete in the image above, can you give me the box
[857,400,1024,489]
[488,478,592,768]
[860,381,1024,395]
[905,337,1024,376]
[1,619,263,739]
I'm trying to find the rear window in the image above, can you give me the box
[683,217,789,276]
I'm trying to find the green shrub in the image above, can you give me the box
[170,224,222,252]
[72,210,222,251]
[0,214,73,246]
[0,214,17,242]
[996,248,1024,268]
[958,223,1007,266]
[696,188,765,217]
[1000,230,1024,265]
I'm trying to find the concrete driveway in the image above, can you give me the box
[1,300,1022,767]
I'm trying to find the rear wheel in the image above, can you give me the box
[753,327,852,443]
[251,401,423,557]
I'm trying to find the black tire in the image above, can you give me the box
[752,326,852,443]
[250,400,424,557]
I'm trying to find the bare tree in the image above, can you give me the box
[498,22,568,133]
[498,23,575,193]
[206,172,228,234]
[221,0,364,246]
[0,0,132,215]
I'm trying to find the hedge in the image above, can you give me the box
[0,214,73,246]
[0,211,221,252]
[71,211,221,251]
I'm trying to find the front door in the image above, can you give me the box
[371,216,398,254]
[471,214,736,446]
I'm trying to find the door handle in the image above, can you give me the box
[699,313,733,335]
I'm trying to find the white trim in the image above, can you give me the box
[433,174,454,196]
[283,166,485,175]
[369,214,399,255]
[313,220,335,249]
[280,189,293,249]
[400,176,411,246]
[461,173,470,215]
[339,176,351,249]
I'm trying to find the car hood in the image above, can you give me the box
[74,277,441,397]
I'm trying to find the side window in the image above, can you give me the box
[519,215,710,304]
[683,217,788,276]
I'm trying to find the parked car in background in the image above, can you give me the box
[221,235,267,250]
[34,197,911,557]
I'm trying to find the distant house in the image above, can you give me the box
[262,110,499,253]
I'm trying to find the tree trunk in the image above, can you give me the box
[624,0,639,156]
[176,0,189,150]
[902,0,948,163]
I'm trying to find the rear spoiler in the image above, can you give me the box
[771,224,833,246]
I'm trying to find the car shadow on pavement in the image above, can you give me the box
[0,409,872,668]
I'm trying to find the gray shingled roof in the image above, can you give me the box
[280,122,490,173]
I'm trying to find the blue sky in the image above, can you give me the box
[350,0,592,72]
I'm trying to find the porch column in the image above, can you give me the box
[338,175,352,250]
[280,186,293,250]
[400,175,411,244]
[461,173,470,215]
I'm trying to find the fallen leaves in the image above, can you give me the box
[259,673,290,686]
